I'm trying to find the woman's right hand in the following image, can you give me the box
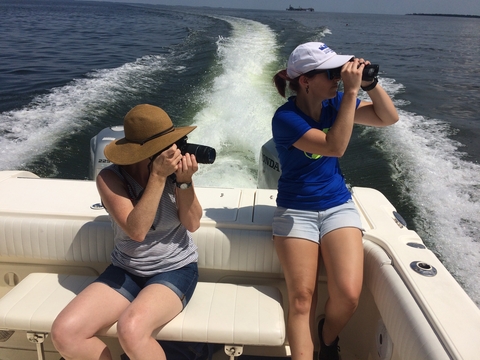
[341,58,364,94]
[151,144,183,179]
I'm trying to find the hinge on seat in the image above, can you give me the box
[224,345,243,359]
[27,332,47,360]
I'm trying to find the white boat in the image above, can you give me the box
[0,127,479,360]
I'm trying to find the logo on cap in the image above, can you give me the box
[319,44,335,55]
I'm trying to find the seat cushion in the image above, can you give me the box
[0,273,285,346]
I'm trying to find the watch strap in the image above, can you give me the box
[361,77,378,92]
[176,181,192,189]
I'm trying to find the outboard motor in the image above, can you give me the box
[257,138,281,190]
[89,126,125,179]
[91,127,279,187]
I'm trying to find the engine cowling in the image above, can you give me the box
[257,138,281,190]
[89,126,124,179]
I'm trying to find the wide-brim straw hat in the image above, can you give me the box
[104,104,196,165]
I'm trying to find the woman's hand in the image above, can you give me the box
[175,152,198,184]
[358,59,377,89]
[353,57,399,127]
[150,144,183,179]
[174,152,202,232]
[341,58,366,94]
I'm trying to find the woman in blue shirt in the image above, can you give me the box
[272,42,398,360]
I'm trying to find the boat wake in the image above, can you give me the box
[0,55,170,174]
[364,95,480,306]
[188,16,280,188]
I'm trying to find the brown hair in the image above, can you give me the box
[273,70,296,98]
[273,69,320,98]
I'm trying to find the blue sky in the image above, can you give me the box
[105,0,480,16]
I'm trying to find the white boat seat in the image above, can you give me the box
[0,272,285,360]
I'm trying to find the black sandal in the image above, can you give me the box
[318,318,340,360]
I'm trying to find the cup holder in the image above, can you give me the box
[410,261,437,277]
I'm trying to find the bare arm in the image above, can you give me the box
[174,153,202,232]
[96,146,182,242]
[354,80,399,127]
[294,59,364,158]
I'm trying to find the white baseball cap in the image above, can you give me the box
[286,42,354,79]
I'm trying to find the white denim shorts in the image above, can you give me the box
[272,200,363,244]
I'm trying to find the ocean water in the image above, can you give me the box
[1,0,479,306]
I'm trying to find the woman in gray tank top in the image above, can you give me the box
[51,104,202,360]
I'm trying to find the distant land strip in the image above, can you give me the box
[406,13,480,19]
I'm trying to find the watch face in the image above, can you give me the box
[178,182,191,189]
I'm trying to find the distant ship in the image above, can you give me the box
[286,5,314,11]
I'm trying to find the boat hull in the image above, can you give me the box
[0,170,479,359]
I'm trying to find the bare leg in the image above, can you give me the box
[274,236,320,360]
[117,283,183,360]
[320,227,363,345]
[51,282,130,360]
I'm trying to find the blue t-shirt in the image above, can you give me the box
[272,92,360,211]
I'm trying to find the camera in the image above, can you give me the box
[329,64,379,81]
[175,136,216,164]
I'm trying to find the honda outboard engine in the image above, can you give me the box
[257,138,281,190]
[89,126,125,179]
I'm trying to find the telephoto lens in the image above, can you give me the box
[180,143,216,164]
[175,137,216,164]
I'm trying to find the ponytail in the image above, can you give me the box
[273,70,288,98]
[273,69,300,98]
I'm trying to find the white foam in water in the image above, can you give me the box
[362,81,480,305]
[0,55,169,173]
[186,16,280,188]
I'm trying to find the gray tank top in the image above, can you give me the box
[105,165,198,276]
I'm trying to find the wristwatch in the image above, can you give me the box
[176,181,192,190]
[361,77,378,92]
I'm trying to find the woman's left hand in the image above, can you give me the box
[356,58,374,88]
[175,153,198,184]
[174,153,202,232]
[354,57,399,127]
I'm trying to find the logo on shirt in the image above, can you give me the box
[304,152,322,160]
[303,128,329,160]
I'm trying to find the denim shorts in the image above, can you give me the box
[272,200,363,244]
[94,262,198,309]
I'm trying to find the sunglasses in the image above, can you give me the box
[307,62,380,81]
[305,67,343,80]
